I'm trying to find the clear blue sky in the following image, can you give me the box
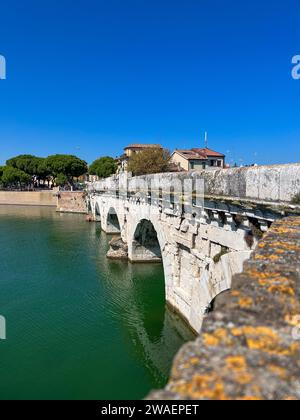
[0,0,299,166]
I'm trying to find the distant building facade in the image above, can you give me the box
[170,148,225,171]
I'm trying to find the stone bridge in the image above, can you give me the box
[88,164,300,333]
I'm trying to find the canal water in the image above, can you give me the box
[0,206,194,400]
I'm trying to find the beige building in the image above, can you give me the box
[170,147,225,171]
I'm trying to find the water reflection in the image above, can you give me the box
[0,204,58,219]
[95,229,195,383]
[0,205,195,399]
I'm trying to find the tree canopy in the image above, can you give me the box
[127,148,171,176]
[89,156,117,178]
[6,155,52,184]
[2,153,88,189]
[0,166,31,187]
[55,173,68,187]
[6,155,40,176]
[45,155,88,182]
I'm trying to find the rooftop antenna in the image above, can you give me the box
[204,131,208,149]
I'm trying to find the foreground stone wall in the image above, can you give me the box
[0,191,57,206]
[56,191,88,214]
[149,217,300,400]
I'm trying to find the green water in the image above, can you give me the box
[0,206,194,400]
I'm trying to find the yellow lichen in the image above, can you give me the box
[225,356,247,371]
[214,328,228,340]
[203,333,220,347]
[258,276,290,287]
[231,328,243,337]
[171,373,228,400]
[238,297,253,308]
[268,365,287,380]
[267,284,295,296]
[272,227,294,234]
[225,356,253,385]
[192,374,227,400]
[203,328,231,347]
[285,314,300,327]
[235,372,253,385]
[228,326,298,356]
[244,328,299,357]
[255,254,279,261]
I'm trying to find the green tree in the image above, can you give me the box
[45,155,88,186]
[1,166,31,188]
[127,148,171,176]
[6,155,40,176]
[36,158,52,185]
[55,173,68,187]
[0,166,4,187]
[89,157,117,178]
[6,155,51,186]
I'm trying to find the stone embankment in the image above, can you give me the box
[56,191,88,214]
[149,216,300,400]
[0,190,57,206]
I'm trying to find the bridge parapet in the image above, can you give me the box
[89,163,300,203]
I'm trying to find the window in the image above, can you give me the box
[190,162,195,170]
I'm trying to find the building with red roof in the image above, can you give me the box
[170,147,225,171]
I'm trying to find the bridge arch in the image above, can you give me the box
[94,202,101,222]
[128,217,175,296]
[105,207,121,234]
[130,219,163,263]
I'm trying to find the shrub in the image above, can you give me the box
[128,148,171,176]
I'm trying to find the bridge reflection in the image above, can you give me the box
[93,227,195,383]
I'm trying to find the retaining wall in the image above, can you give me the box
[57,191,88,214]
[0,191,57,207]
